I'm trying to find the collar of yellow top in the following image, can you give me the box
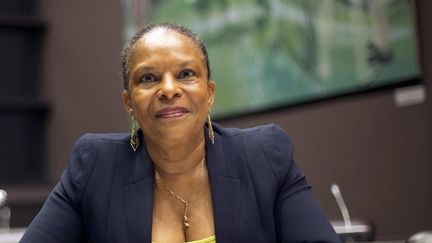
[152,235,216,243]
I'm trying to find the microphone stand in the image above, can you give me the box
[0,189,11,232]
[330,184,374,242]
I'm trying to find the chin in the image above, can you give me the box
[155,121,197,135]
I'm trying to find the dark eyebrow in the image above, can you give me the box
[130,60,199,78]
[130,65,155,78]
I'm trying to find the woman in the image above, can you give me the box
[20,23,339,243]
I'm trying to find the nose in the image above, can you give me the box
[157,74,181,100]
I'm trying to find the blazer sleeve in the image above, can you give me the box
[264,125,340,243]
[20,134,97,243]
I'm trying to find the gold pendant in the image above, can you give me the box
[184,215,190,229]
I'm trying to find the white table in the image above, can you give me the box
[0,228,25,243]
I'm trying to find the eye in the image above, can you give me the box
[140,73,157,83]
[178,69,195,79]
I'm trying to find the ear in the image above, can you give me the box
[207,80,215,108]
[122,90,134,116]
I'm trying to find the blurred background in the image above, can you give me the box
[125,0,420,119]
[0,0,430,241]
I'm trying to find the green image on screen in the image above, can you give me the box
[123,0,420,118]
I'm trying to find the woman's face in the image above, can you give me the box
[123,28,215,143]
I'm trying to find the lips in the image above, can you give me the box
[155,107,189,119]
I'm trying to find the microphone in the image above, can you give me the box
[0,190,7,208]
[0,189,11,231]
[330,184,374,242]
[331,184,352,227]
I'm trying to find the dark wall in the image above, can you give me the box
[39,0,127,180]
[0,1,47,184]
[22,0,432,239]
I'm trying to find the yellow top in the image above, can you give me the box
[153,235,216,243]
[186,235,216,243]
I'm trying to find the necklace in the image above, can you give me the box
[157,155,206,230]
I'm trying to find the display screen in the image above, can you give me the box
[123,0,420,118]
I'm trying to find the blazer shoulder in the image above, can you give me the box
[227,123,295,174]
[77,132,130,145]
[66,132,129,186]
[213,123,289,140]
[215,123,292,147]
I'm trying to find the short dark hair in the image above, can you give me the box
[121,23,211,90]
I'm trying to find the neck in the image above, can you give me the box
[145,129,206,176]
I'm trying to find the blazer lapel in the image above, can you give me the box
[123,139,154,243]
[205,126,241,242]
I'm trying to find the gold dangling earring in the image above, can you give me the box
[130,117,139,152]
[207,113,214,144]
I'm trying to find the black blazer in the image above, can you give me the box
[20,123,339,243]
